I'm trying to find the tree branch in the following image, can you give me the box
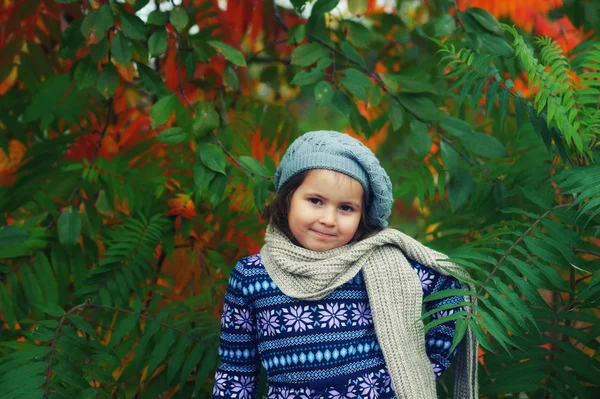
[172,29,270,181]
[45,97,114,232]
[272,0,290,32]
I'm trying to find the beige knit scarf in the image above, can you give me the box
[260,224,478,399]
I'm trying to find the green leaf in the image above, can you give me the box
[194,162,216,193]
[157,127,189,144]
[379,73,398,91]
[58,207,81,246]
[0,283,16,329]
[287,23,306,44]
[67,314,97,339]
[422,288,474,303]
[479,33,514,57]
[192,102,220,138]
[409,119,431,157]
[498,87,510,132]
[198,143,226,174]
[147,329,178,375]
[91,38,110,63]
[96,63,119,98]
[314,81,334,105]
[342,77,367,102]
[167,336,191,384]
[291,43,328,66]
[466,318,495,354]
[170,6,189,32]
[72,57,97,89]
[51,247,70,306]
[148,28,168,57]
[254,179,271,212]
[119,11,147,41]
[461,132,508,157]
[467,7,504,36]
[108,311,139,348]
[515,96,528,134]
[388,99,404,131]
[435,14,456,36]
[20,264,44,319]
[397,94,439,121]
[34,303,64,318]
[0,347,50,376]
[95,5,115,37]
[476,307,514,352]
[344,68,372,87]
[33,252,58,305]
[147,10,169,26]
[58,20,85,59]
[238,156,270,177]
[207,40,246,67]
[137,63,169,97]
[81,9,97,38]
[291,69,324,86]
[518,185,552,209]
[422,311,468,332]
[81,6,114,39]
[179,342,205,393]
[339,40,366,66]
[332,90,352,117]
[394,75,437,94]
[111,31,133,65]
[194,348,217,396]
[223,66,239,92]
[440,141,460,174]
[208,174,229,207]
[150,95,177,127]
[450,317,467,353]
[312,0,340,14]
[485,79,499,118]
[0,226,29,248]
[440,117,473,138]
[447,170,473,211]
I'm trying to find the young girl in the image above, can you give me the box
[212,131,478,399]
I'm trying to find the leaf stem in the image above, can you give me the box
[44,300,93,399]
[476,203,570,297]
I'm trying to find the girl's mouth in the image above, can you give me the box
[311,229,335,238]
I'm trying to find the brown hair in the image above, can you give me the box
[262,170,383,246]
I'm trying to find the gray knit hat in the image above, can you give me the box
[275,130,393,228]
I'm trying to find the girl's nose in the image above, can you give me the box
[319,208,336,226]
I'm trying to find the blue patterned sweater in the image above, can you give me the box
[212,253,464,399]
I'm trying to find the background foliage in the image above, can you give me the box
[0,0,599,397]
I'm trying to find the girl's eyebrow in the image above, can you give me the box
[306,192,362,209]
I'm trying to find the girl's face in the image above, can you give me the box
[287,169,363,251]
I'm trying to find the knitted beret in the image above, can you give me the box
[275,130,393,228]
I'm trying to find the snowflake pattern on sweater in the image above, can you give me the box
[213,254,464,399]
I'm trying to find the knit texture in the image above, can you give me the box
[274,130,393,228]
[260,224,479,399]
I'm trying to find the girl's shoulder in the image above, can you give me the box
[235,253,264,270]
[231,253,266,280]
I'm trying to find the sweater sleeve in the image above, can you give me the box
[411,261,465,380]
[212,260,260,398]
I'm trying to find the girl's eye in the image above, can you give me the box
[340,205,354,212]
[308,198,322,205]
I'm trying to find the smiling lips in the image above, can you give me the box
[311,229,336,238]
